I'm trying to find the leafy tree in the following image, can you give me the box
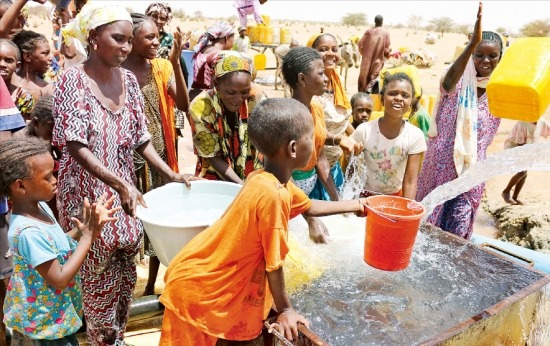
[407,15,423,31]
[429,17,454,36]
[521,19,550,37]
[173,9,186,19]
[457,24,472,36]
[342,13,367,27]
[194,10,204,20]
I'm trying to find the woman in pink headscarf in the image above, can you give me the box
[189,21,234,100]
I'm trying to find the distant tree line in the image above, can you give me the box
[342,12,550,38]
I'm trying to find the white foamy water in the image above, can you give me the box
[287,215,545,345]
[420,143,550,217]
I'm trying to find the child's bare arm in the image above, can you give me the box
[35,197,118,290]
[266,267,309,342]
[303,199,366,217]
[402,153,422,200]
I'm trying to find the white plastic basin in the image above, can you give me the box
[136,181,241,267]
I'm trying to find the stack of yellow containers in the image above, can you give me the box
[246,15,292,45]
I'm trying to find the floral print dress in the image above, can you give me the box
[416,78,500,239]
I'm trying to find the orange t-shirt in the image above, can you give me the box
[159,170,312,341]
[301,101,327,172]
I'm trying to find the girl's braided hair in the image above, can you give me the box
[0,137,50,198]
[31,95,54,123]
[282,47,322,89]
[130,13,155,35]
[12,30,48,58]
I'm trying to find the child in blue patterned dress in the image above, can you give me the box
[0,137,118,345]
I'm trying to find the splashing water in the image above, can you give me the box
[287,143,550,344]
[340,153,367,200]
[420,143,550,217]
[287,216,546,345]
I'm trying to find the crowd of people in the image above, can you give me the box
[0,0,538,345]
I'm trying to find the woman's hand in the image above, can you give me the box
[169,27,185,65]
[116,183,147,217]
[71,195,119,242]
[470,2,483,46]
[169,172,197,189]
[267,309,309,342]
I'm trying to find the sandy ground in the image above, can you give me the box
[24,14,549,344]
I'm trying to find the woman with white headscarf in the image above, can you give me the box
[52,3,191,344]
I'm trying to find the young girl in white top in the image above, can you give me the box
[352,72,426,199]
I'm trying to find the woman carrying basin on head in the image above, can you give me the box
[189,50,265,183]
[53,3,191,344]
[416,2,503,240]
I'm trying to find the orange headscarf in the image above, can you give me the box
[151,58,179,172]
[326,68,351,110]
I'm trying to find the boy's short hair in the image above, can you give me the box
[249,98,310,157]
[350,92,372,108]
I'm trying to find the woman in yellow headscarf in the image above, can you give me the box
[307,33,357,201]
[189,50,265,183]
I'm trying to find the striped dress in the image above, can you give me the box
[52,67,151,344]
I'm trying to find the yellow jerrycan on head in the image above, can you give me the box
[487,37,550,122]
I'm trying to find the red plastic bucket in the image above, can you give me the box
[363,195,426,271]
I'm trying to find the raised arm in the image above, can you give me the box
[168,27,190,112]
[0,0,47,38]
[441,2,482,92]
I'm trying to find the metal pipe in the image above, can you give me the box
[129,294,164,318]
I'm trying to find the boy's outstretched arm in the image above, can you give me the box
[266,267,309,342]
[303,199,367,217]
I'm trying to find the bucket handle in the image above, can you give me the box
[359,200,397,223]
[480,242,535,267]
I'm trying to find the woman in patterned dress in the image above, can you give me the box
[416,3,503,240]
[189,50,264,183]
[53,4,191,344]
[122,13,189,297]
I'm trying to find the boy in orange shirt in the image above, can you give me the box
[159,98,368,345]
